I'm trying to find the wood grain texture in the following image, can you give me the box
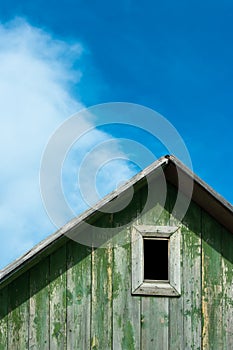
[8,273,29,350]
[131,226,144,293]
[50,245,67,350]
[169,228,181,295]
[141,296,169,350]
[202,211,223,350]
[29,257,50,350]
[221,227,233,349]
[91,234,113,349]
[66,240,92,350]
[112,229,140,350]
[182,202,202,350]
[134,225,178,236]
[167,184,184,350]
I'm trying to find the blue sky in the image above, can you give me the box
[0,1,232,268]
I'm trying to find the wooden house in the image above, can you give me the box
[0,155,233,349]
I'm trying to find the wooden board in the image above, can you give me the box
[91,243,113,349]
[112,219,141,350]
[29,257,50,349]
[182,201,202,350]
[66,240,92,350]
[50,245,67,350]
[8,272,29,350]
[91,214,113,350]
[168,185,184,350]
[221,227,233,349]
[202,211,223,350]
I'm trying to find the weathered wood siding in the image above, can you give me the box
[0,184,233,349]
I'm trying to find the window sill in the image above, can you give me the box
[132,281,180,297]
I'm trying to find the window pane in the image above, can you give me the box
[144,239,168,280]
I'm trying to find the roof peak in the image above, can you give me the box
[0,155,232,288]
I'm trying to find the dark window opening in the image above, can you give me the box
[144,239,169,281]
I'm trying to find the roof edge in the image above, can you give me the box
[0,156,169,288]
[0,154,232,288]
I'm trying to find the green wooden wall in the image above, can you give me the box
[0,184,233,350]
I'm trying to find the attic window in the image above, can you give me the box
[143,238,169,281]
[131,225,181,296]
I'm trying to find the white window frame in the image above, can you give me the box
[131,225,181,296]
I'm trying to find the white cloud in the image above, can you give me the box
[0,18,84,267]
[0,19,136,268]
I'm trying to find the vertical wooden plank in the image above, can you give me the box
[140,185,170,350]
[91,216,113,350]
[141,296,169,350]
[29,257,50,349]
[0,286,8,350]
[112,239,141,350]
[131,226,144,293]
[50,245,67,350]
[221,227,233,350]
[108,183,141,350]
[168,185,202,350]
[8,272,29,350]
[202,211,223,350]
[66,240,92,350]
[182,201,202,350]
[168,184,184,350]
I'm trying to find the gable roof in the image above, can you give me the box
[0,154,232,289]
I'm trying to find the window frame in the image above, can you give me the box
[131,225,181,297]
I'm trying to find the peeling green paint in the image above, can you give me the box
[112,270,121,299]
[122,320,134,350]
[1,184,233,349]
[66,288,73,306]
